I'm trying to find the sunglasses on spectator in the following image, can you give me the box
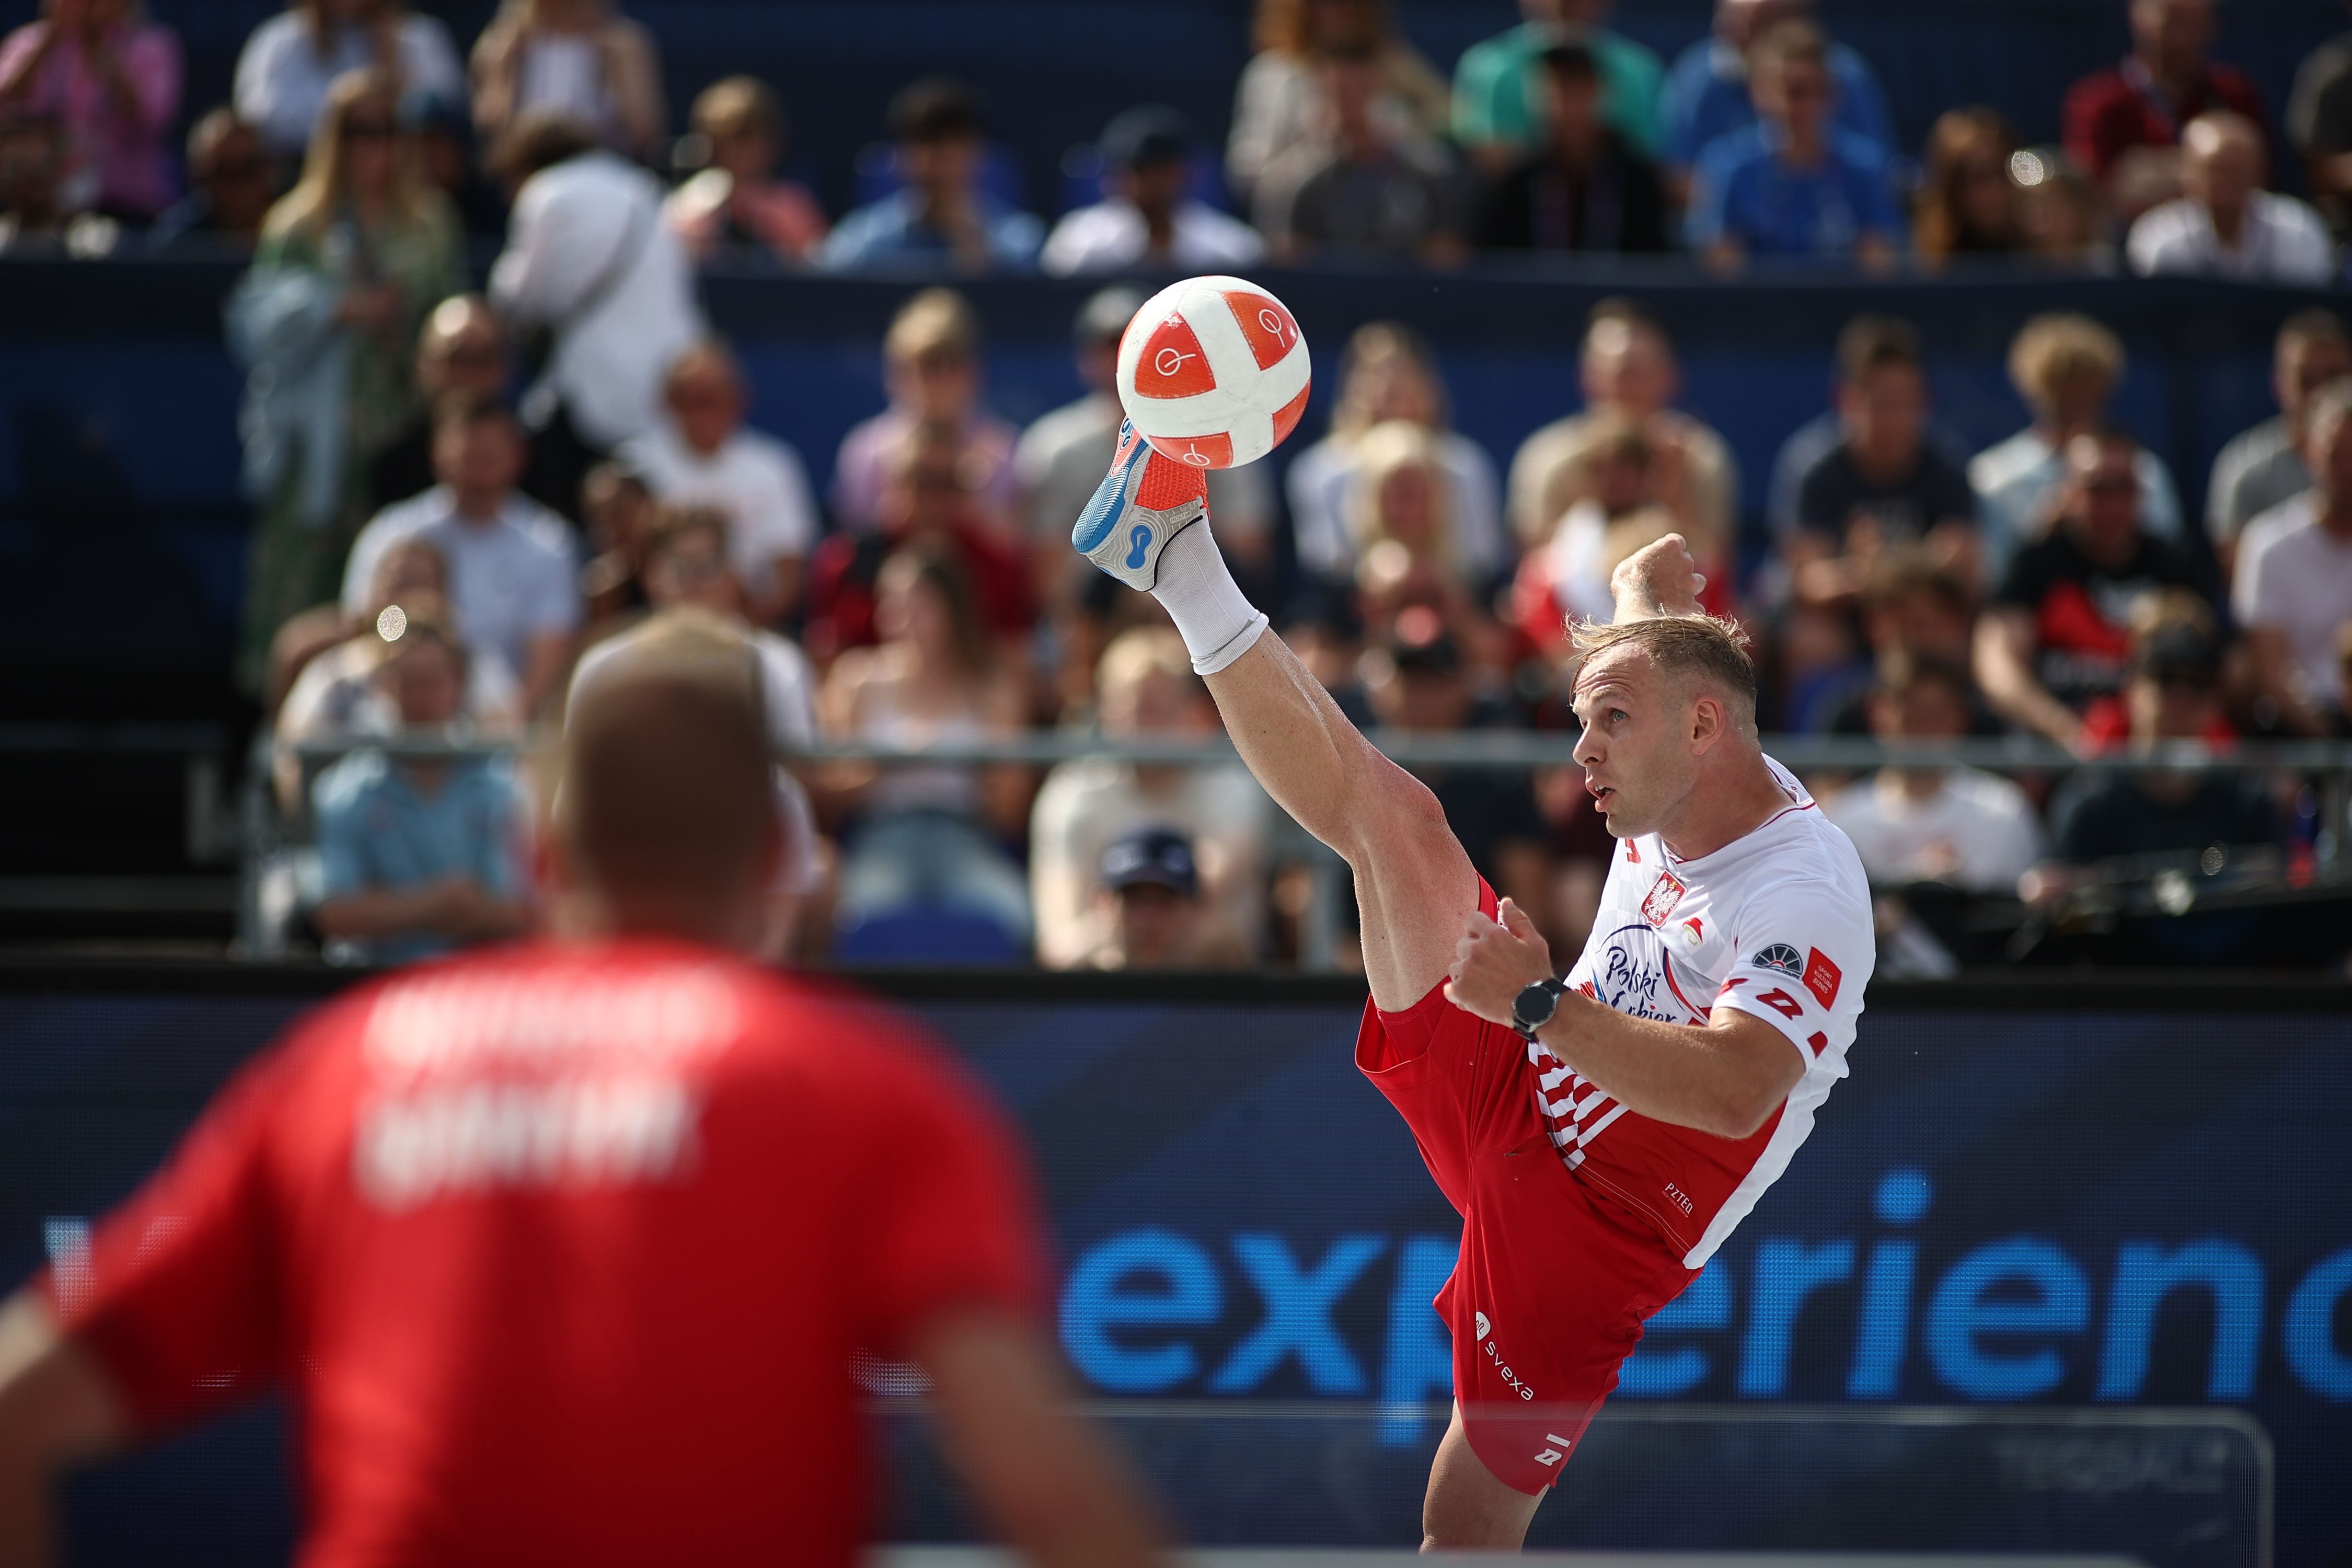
[439,342,503,368]
[2081,476,2137,496]
[343,119,397,143]
[210,155,269,180]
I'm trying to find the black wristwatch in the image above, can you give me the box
[1512,977,1566,1041]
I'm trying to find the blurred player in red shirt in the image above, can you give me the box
[0,643,1162,1568]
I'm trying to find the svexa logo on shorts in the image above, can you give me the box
[1475,1311,1491,1341]
[1478,1314,1536,1400]
[1640,870,1687,928]
[1751,943,1803,977]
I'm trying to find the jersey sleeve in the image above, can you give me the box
[847,1027,1052,1358]
[41,1041,300,1433]
[1710,873,1875,1070]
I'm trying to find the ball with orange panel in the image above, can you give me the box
[1114,275,1313,470]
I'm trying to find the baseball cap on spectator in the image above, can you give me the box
[1077,284,1144,348]
[1388,604,1462,678]
[1100,107,1190,173]
[2132,621,2220,688]
[1100,826,1201,897]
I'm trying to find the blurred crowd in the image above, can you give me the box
[9,0,2352,281]
[3,0,2346,972]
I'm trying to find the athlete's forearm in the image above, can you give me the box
[1535,994,1798,1140]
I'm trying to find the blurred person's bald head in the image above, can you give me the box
[555,637,782,947]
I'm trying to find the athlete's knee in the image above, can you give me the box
[1343,766,1452,874]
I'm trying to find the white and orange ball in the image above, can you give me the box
[1114,274,1312,470]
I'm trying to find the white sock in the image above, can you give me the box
[1151,520,1267,675]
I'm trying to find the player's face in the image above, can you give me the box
[1571,645,1698,838]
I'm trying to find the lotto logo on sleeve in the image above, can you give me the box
[1802,948,1842,1008]
[1751,943,1803,977]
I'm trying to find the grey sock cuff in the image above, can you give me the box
[1189,612,1269,676]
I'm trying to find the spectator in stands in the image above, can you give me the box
[489,111,702,474]
[577,457,656,626]
[1016,287,1275,607]
[833,287,1020,536]
[1811,549,1996,736]
[1684,20,1903,270]
[1508,299,1737,569]
[1659,0,1893,200]
[1969,314,2186,575]
[2126,111,2334,284]
[1451,0,1664,172]
[1788,315,1979,595]
[1512,420,1690,650]
[230,67,464,692]
[1254,39,1469,266]
[806,421,1035,664]
[2208,309,2351,559]
[366,294,511,514]
[2031,622,2277,964]
[0,0,178,223]
[342,394,582,713]
[1287,321,1506,587]
[311,609,534,965]
[2235,378,2352,735]
[1913,108,2024,263]
[409,91,503,238]
[817,545,1034,949]
[1042,107,1263,276]
[1365,608,1559,939]
[663,76,827,268]
[1822,651,2043,892]
[1226,0,1447,206]
[1976,430,2210,748]
[233,0,463,160]
[0,108,68,250]
[1083,827,1242,971]
[568,522,827,955]
[1031,627,1271,969]
[821,77,1042,273]
[1474,41,1668,256]
[2290,4,2352,239]
[150,108,275,247]
[469,0,663,162]
[1344,421,1499,645]
[620,340,817,627]
[2063,0,2266,222]
[2010,146,2118,271]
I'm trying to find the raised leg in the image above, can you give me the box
[1421,1403,1546,1550]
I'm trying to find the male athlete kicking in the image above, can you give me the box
[1075,422,1875,1548]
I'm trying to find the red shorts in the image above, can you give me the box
[1355,891,1697,1494]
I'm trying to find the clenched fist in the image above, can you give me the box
[1610,533,1705,621]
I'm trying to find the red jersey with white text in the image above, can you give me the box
[35,941,1046,1568]
[1553,757,1874,1266]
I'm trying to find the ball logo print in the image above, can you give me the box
[1115,274,1313,470]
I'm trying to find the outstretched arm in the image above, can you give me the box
[0,1293,126,1568]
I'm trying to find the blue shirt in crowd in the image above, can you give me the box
[819,189,1044,271]
[1684,123,1904,257]
[1659,37,1895,172]
[315,751,527,966]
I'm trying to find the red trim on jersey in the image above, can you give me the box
[1806,1031,1828,1057]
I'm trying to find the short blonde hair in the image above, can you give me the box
[693,76,781,143]
[886,287,979,365]
[2009,313,2124,413]
[1097,626,1194,701]
[1571,613,1758,729]
[1347,419,1455,562]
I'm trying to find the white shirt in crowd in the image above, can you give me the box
[2233,491,2352,711]
[1557,757,1875,1268]
[1028,756,1273,969]
[2126,192,2336,286]
[233,10,463,156]
[341,488,582,681]
[491,152,704,451]
[619,423,820,595]
[1039,199,1266,276]
[1821,768,2045,894]
[570,619,824,895]
[1286,429,1508,582]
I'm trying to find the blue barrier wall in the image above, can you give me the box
[2,972,2347,1563]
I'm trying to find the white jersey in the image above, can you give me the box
[1554,756,1875,1267]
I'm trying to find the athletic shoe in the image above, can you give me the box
[1073,419,1208,591]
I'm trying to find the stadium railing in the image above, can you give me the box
[247,732,2352,970]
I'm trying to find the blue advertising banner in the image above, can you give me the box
[1,974,2347,1563]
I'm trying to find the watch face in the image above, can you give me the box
[1515,982,1555,1027]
